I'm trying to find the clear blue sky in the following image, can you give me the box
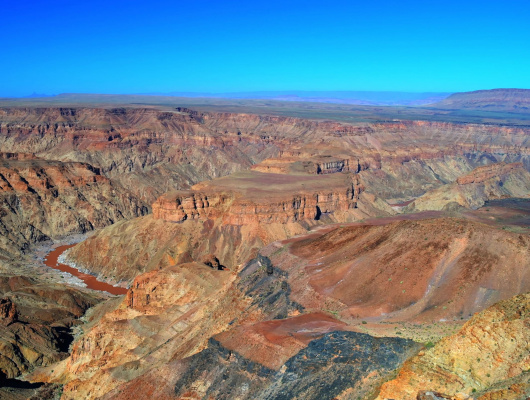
[2,0,530,96]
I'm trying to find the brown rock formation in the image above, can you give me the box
[262,217,530,324]
[2,105,530,399]
[0,298,17,325]
[152,171,362,225]
[213,312,349,370]
[407,162,530,211]
[0,275,104,379]
[34,262,258,400]
[202,254,222,270]
[1,107,529,206]
[0,154,148,260]
[455,162,525,185]
[376,293,530,399]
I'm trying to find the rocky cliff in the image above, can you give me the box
[376,292,530,399]
[0,154,148,260]
[32,262,258,400]
[0,274,105,379]
[152,171,362,225]
[1,107,529,205]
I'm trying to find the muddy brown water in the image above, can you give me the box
[44,244,128,295]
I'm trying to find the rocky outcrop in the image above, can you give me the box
[0,275,105,379]
[34,262,257,400]
[152,191,232,223]
[93,262,421,400]
[376,292,530,399]
[407,162,530,211]
[455,162,525,185]
[0,155,148,259]
[152,171,362,225]
[0,298,17,325]
[166,331,419,400]
[251,156,355,175]
[202,254,223,270]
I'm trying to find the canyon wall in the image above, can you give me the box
[408,162,530,211]
[152,172,361,225]
[1,107,529,206]
[0,154,148,260]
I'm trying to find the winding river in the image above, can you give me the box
[44,245,128,295]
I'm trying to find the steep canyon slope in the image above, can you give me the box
[0,153,148,261]
[0,103,529,399]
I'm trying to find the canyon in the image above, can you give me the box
[0,90,529,399]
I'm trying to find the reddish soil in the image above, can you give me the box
[274,217,530,324]
[214,312,349,369]
[44,245,127,295]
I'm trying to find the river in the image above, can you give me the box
[44,245,128,295]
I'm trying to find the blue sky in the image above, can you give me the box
[2,0,530,96]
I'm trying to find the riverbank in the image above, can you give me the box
[45,245,127,295]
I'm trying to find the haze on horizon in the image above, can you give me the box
[2,0,530,97]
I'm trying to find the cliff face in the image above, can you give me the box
[0,275,105,379]
[0,154,148,260]
[64,168,375,286]
[1,107,529,205]
[35,262,259,400]
[0,107,316,203]
[376,293,530,399]
[152,171,361,225]
[151,191,232,223]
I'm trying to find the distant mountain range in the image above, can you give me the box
[23,92,56,98]
[9,88,530,115]
[143,90,452,106]
[432,88,530,112]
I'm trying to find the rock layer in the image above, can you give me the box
[0,154,148,260]
[0,274,105,378]
[376,293,530,399]
[152,171,362,225]
[407,162,530,211]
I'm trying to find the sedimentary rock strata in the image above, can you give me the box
[152,171,362,224]
[376,293,530,399]
[0,154,148,260]
[407,162,530,211]
[1,104,530,399]
[0,275,104,379]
